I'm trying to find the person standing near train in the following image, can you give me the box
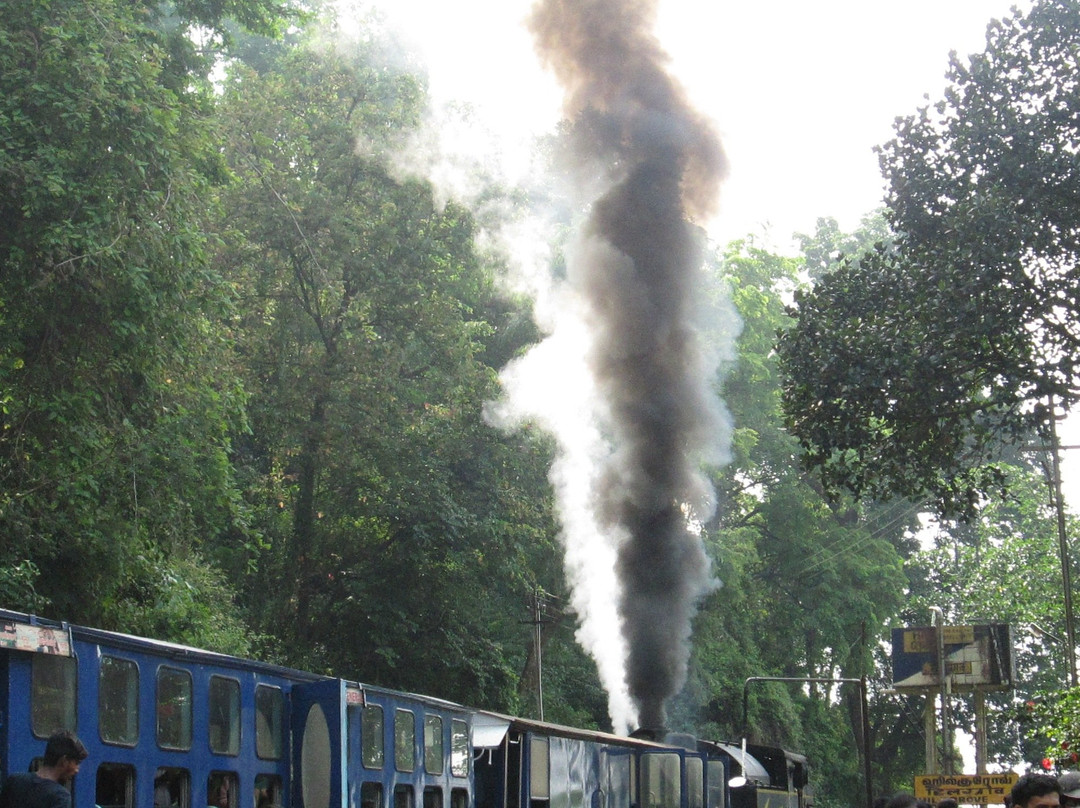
[0,730,88,808]
[1010,773,1061,808]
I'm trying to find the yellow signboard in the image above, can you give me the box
[914,773,1018,804]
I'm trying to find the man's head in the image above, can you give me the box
[1012,774,1061,808]
[1058,772,1080,808]
[42,730,88,782]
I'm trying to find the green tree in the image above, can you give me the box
[669,237,916,808]
[215,30,562,707]
[777,0,1080,518]
[0,0,292,641]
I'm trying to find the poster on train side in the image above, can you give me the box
[0,619,72,655]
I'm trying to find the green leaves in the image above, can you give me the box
[779,0,1080,519]
[0,0,266,635]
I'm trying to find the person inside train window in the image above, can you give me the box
[156,775,172,808]
[208,776,228,808]
[0,729,88,808]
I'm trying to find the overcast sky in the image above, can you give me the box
[362,0,1080,507]
[368,0,1030,248]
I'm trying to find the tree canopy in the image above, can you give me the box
[778,0,1080,517]
[4,0,1078,801]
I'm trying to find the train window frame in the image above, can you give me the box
[361,781,384,808]
[207,771,238,808]
[450,719,468,777]
[157,666,193,751]
[96,762,135,808]
[31,653,77,738]
[394,784,415,808]
[602,751,632,808]
[209,675,241,756]
[423,786,443,808]
[451,788,468,808]
[255,685,284,760]
[154,766,190,808]
[686,756,704,808]
[254,773,282,808]
[424,714,444,775]
[362,704,385,769]
[395,709,416,773]
[706,760,725,808]
[529,736,549,801]
[99,655,139,747]
[639,752,681,808]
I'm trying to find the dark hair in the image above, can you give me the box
[937,799,959,808]
[884,793,919,808]
[43,730,88,767]
[1012,774,1061,808]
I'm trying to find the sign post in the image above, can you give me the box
[892,623,1014,777]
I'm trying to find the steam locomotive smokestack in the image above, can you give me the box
[528,0,729,729]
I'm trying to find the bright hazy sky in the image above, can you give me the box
[369,0,1030,248]
[365,0,1080,502]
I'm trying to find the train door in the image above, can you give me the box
[292,679,348,808]
[471,716,512,808]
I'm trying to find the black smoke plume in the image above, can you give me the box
[529,0,729,729]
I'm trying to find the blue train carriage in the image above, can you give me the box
[349,685,473,808]
[469,714,720,808]
[697,741,810,808]
[0,609,474,808]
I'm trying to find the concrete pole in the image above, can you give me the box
[925,695,939,775]
[1049,401,1079,688]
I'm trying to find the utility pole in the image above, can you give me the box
[930,607,953,774]
[1048,399,1078,688]
[532,589,545,720]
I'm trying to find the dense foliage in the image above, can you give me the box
[778,0,1080,518]
[775,0,1080,782]
[3,1,1078,805]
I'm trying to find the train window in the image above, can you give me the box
[603,753,632,808]
[208,772,238,808]
[529,737,549,801]
[255,686,284,760]
[451,789,468,808]
[394,785,415,808]
[706,761,724,808]
[686,757,704,808]
[158,667,193,750]
[424,715,444,774]
[96,762,135,808]
[450,720,468,777]
[362,705,384,769]
[100,656,139,746]
[31,653,77,738]
[154,766,190,808]
[395,709,415,772]
[361,782,383,808]
[423,787,443,808]
[640,753,681,808]
[254,773,282,808]
[209,676,241,755]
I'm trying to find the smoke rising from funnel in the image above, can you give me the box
[525,0,730,730]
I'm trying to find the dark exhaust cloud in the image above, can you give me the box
[529,0,729,729]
